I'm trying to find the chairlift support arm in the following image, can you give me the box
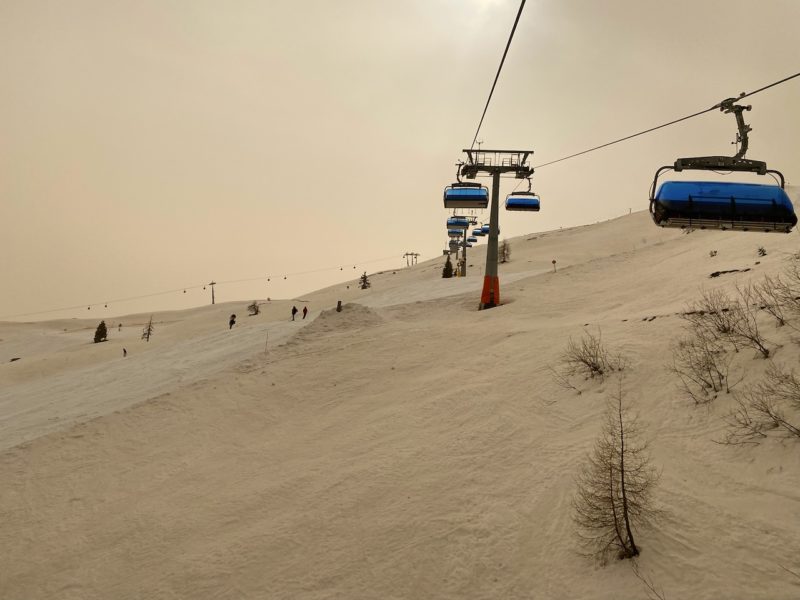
[656,98,784,190]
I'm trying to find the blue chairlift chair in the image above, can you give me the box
[649,99,796,233]
[443,182,489,209]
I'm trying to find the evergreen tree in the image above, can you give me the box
[442,254,454,278]
[93,321,108,343]
[359,271,371,289]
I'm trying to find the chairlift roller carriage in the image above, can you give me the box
[649,98,797,233]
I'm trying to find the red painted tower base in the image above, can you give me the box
[480,275,500,309]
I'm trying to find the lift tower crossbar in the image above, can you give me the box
[460,149,533,309]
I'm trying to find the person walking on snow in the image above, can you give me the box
[302,306,308,319]
[291,305,298,321]
[229,314,236,329]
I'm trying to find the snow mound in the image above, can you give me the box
[298,302,383,337]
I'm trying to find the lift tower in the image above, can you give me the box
[460,149,533,309]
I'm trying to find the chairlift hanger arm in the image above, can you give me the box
[715,96,753,160]
[663,98,783,183]
[455,161,465,183]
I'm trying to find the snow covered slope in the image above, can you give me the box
[1,211,799,599]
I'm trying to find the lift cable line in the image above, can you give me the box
[532,70,800,170]
[469,0,527,151]
[0,254,401,320]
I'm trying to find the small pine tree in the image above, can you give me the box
[247,300,260,316]
[573,381,658,563]
[359,271,371,289]
[442,254,454,278]
[499,239,511,263]
[93,321,108,343]
[141,316,155,342]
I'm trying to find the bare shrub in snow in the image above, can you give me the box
[573,380,659,563]
[681,287,770,358]
[681,289,740,349]
[723,362,800,444]
[247,301,260,316]
[773,262,800,323]
[561,329,625,380]
[669,331,734,404]
[731,284,771,358]
[752,274,787,327]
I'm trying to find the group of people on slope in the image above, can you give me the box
[227,304,308,329]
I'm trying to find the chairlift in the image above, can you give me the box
[472,228,484,237]
[649,98,796,233]
[480,224,490,234]
[505,178,541,212]
[447,229,463,238]
[506,192,541,212]
[446,216,470,229]
[467,236,478,243]
[443,182,489,209]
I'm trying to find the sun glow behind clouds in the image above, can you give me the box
[473,0,512,15]
[453,0,513,15]
[472,0,508,6]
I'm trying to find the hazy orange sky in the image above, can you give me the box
[2,0,799,321]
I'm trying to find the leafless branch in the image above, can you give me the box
[779,563,800,584]
[733,284,771,358]
[547,365,582,395]
[631,561,668,600]
[722,362,800,445]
